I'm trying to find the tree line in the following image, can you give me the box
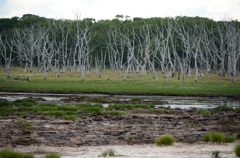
[0,14,240,82]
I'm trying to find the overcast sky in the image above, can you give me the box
[0,0,240,21]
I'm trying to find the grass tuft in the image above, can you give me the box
[201,132,227,143]
[101,149,115,157]
[0,148,34,158]
[155,134,176,146]
[212,151,220,158]
[45,152,60,158]
[235,144,240,157]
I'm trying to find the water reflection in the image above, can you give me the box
[0,92,239,110]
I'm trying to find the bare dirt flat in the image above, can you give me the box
[14,142,237,158]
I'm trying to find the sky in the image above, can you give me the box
[0,0,240,21]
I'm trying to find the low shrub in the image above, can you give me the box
[201,132,226,143]
[101,149,115,157]
[235,144,240,157]
[155,134,176,146]
[225,136,236,143]
[45,152,60,158]
[0,148,34,158]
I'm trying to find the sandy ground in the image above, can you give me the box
[12,142,238,158]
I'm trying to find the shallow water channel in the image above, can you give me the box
[0,92,239,109]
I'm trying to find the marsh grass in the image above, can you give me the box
[131,98,143,101]
[0,107,14,116]
[79,107,103,113]
[197,109,217,115]
[155,134,176,146]
[127,135,135,141]
[15,112,25,116]
[216,106,233,110]
[212,151,220,158]
[45,152,60,158]
[236,132,240,139]
[60,115,77,120]
[101,149,115,157]
[76,103,103,108]
[0,101,13,106]
[1,68,240,95]
[235,144,240,157]
[43,111,78,116]
[15,120,32,127]
[225,136,236,143]
[16,98,36,103]
[108,103,154,109]
[0,148,34,158]
[101,110,127,115]
[201,132,227,143]
[184,120,201,127]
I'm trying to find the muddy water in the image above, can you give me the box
[0,92,239,109]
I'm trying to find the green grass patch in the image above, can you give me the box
[60,115,77,120]
[101,110,127,115]
[0,107,14,116]
[16,98,36,103]
[0,101,14,106]
[131,98,143,101]
[79,107,103,113]
[15,120,32,127]
[0,148,34,158]
[216,106,233,110]
[155,134,176,146]
[43,111,78,116]
[15,112,25,116]
[57,105,79,111]
[197,109,217,115]
[2,68,240,95]
[108,103,154,109]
